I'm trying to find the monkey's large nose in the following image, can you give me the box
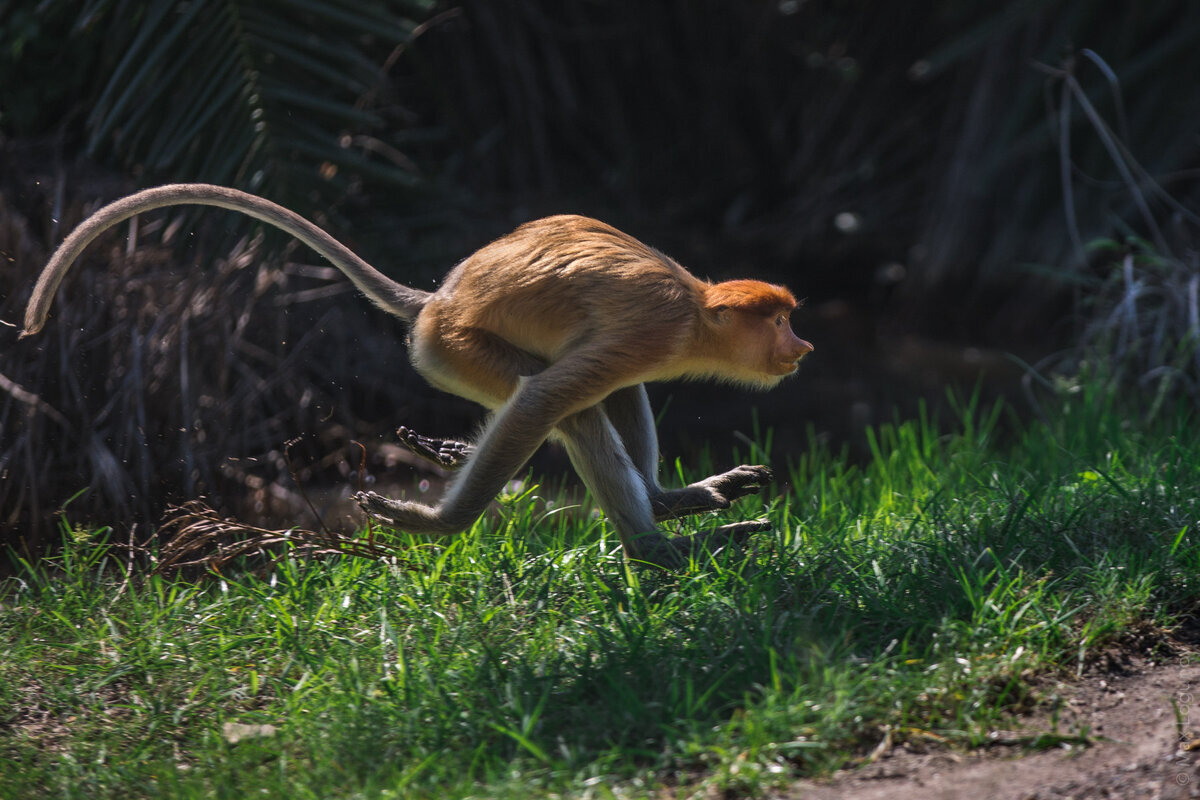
[795,339,814,359]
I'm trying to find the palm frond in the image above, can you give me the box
[83,0,433,206]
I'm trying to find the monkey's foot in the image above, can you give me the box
[396,425,474,470]
[651,465,774,521]
[355,490,406,525]
[632,519,771,570]
[354,490,465,535]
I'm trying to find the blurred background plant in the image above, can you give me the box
[1,0,1197,557]
[1025,48,1200,419]
[2,0,432,209]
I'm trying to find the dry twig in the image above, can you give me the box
[154,499,412,575]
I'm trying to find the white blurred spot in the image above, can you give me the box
[834,212,861,233]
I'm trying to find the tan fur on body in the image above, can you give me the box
[23,184,813,568]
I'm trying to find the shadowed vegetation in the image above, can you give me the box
[1,387,1197,797]
[2,1,1198,557]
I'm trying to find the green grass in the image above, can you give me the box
[3,386,1199,799]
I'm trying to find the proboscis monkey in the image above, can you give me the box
[22,184,813,568]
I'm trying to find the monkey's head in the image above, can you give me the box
[703,280,814,389]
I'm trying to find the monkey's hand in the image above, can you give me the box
[651,465,774,521]
[634,519,771,570]
[396,425,474,471]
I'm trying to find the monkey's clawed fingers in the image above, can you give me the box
[698,464,774,500]
[396,425,474,471]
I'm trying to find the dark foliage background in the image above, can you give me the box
[1,0,1198,555]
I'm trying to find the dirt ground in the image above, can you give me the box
[789,636,1200,800]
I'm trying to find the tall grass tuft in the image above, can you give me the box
[1034,51,1200,418]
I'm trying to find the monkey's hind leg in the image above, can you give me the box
[396,425,474,471]
[358,427,473,526]
[357,362,573,535]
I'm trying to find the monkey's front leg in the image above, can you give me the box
[558,408,767,569]
[600,387,774,521]
[650,465,774,521]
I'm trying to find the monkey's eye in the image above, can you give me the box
[774,315,787,328]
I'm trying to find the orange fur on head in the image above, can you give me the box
[703,280,797,317]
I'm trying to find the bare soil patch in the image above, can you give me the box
[790,632,1200,799]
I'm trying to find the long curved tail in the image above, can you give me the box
[21,183,433,337]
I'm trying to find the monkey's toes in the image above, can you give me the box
[355,490,400,522]
[396,425,473,470]
[354,490,379,512]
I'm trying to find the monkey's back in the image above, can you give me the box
[427,215,704,364]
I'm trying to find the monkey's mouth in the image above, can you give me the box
[790,348,814,367]
[779,350,814,371]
